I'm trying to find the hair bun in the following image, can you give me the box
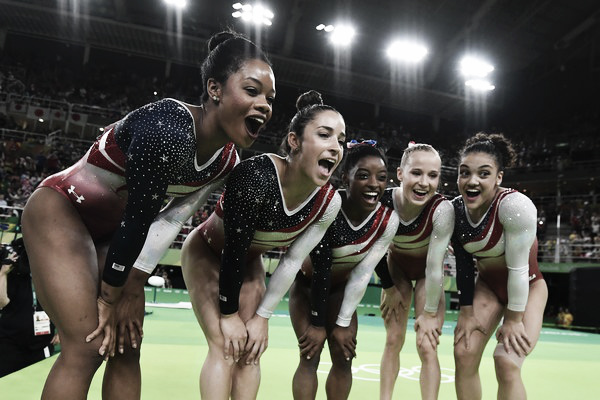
[296,90,323,111]
[207,31,237,52]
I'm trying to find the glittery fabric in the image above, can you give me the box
[39,98,239,287]
[452,189,542,308]
[201,154,340,315]
[305,191,399,326]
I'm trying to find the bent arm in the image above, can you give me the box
[336,212,399,327]
[423,200,454,313]
[256,194,342,319]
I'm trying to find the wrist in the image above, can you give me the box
[504,309,523,323]
[220,311,239,319]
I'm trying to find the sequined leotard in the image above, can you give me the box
[194,154,342,316]
[452,188,543,309]
[38,98,239,286]
[303,191,399,327]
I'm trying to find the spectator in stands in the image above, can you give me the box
[20,30,274,399]
[179,90,344,399]
[375,143,454,400]
[0,239,60,378]
[289,141,398,400]
[451,133,548,400]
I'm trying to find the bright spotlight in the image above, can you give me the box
[163,0,187,9]
[460,56,494,78]
[231,3,274,26]
[386,40,429,63]
[329,24,356,47]
[465,79,495,91]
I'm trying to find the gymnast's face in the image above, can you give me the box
[344,155,388,215]
[458,151,503,220]
[217,59,275,148]
[397,150,441,208]
[292,110,345,187]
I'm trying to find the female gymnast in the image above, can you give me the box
[376,143,454,400]
[289,141,399,400]
[180,90,346,399]
[451,132,547,400]
[21,31,275,399]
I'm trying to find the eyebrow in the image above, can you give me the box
[245,77,276,95]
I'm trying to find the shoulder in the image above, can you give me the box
[379,187,395,208]
[498,189,536,218]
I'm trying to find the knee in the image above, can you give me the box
[60,340,104,372]
[417,342,437,363]
[328,346,353,371]
[493,352,522,384]
[384,331,406,352]
[453,343,478,372]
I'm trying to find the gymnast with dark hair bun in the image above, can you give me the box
[21,30,275,399]
[180,90,346,399]
[289,141,399,400]
[451,132,547,400]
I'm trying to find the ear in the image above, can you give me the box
[496,170,504,186]
[341,172,349,187]
[207,78,222,99]
[287,131,301,152]
[396,166,403,182]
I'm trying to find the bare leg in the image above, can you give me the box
[182,229,235,400]
[289,276,322,400]
[23,188,105,400]
[325,288,358,400]
[495,279,548,400]
[103,259,146,400]
[413,278,445,400]
[454,279,504,400]
[379,275,412,400]
[231,256,266,400]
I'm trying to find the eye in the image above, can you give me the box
[267,96,275,105]
[377,174,388,181]
[338,140,345,147]
[245,87,258,96]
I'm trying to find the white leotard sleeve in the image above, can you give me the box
[256,192,342,319]
[132,179,225,274]
[499,191,537,312]
[424,200,454,313]
[336,211,399,327]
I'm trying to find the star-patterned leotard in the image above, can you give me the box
[194,153,342,316]
[452,188,543,309]
[38,98,239,286]
[374,187,454,313]
[301,191,399,327]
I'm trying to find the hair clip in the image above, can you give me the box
[347,139,377,149]
[407,141,416,148]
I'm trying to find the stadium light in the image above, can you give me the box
[316,23,356,47]
[232,3,274,26]
[163,0,187,10]
[459,56,494,78]
[465,79,495,92]
[386,40,429,63]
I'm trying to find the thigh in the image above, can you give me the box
[22,188,101,343]
[521,279,548,351]
[238,255,266,323]
[413,277,445,328]
[289,275,312,339]
[457,279,505,354]
[181,229,223,346]
[382,263,413,334]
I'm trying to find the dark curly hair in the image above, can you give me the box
[459,132,517,171]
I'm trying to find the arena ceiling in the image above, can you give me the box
[1,0,599,121]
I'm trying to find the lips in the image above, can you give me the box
[465,189,481,199]
[362,191,380,204]
[412,188,429,200]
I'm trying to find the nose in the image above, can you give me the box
[255,97,272,115]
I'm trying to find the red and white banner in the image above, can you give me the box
[50,109,67,121]
[69,112,88,126]
[27,105,50,120]
[8,101,26,114]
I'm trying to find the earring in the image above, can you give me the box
[212,95,219,102]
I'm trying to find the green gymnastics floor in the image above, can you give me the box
[1,297,599,399]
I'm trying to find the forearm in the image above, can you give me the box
[0,269,9,309]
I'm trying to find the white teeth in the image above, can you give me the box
[466,189,479,193]
[249,117,264,124]
[364,192,378,196]
[414,190,427,195]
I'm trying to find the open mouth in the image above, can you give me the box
[362,191,380,203]
[466,189,480,199]
[245,116,265,139]
[413,189,428,198]
[318,159,336,176]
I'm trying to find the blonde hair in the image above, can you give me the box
[399,143,440,169]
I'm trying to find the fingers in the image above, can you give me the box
[85,326,103,345]
[245,340,259,365]
[232,340,242,362]
[118,323,126,355]
[223,339,232,360]
[255,339,268,364]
